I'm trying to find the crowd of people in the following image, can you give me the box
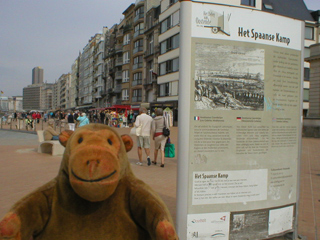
[2,107,172,168]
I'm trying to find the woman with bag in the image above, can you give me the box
[151,108,169,167]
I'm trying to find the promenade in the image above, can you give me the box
[0,127,318,240]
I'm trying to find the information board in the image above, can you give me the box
[177,2,304,240]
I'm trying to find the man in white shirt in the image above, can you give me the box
[134,107,153,166]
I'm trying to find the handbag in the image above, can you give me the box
[130,125,142,136]
[164,137,175,158]
[162,117,170,137]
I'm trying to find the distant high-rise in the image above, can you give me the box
[32,66,43,84]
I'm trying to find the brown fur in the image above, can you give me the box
[0,124,178,240]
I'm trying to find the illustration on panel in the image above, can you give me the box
[194,43,265,111]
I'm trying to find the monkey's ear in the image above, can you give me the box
[121,134,133,152]
[59,130,74,147]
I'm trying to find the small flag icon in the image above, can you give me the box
[272,118,277,122]
[236,117,242,121]
[194,116,200,121]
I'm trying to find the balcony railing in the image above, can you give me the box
[123,24,132,33]
[132,96,142,102]
[115,57,123,67]
[133,46,143,54]
[133,63,143,70]
[115,44,123,53]
[134,13,144,23]
[133,29,144,38]
[115,71,122,80]
[114,85,122,93]
[132,79,142,86]
[116,29,123,38]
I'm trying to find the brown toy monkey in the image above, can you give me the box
[0,124,178,240]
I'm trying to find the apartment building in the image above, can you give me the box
[103,24,118,106]
[56,73,70,110]
[40,84,54,111]
[157,0,180,124]
[70,55,80,109]
[118,4,135,107]
[143,0,161,105]
[93,28,108,108]
[78,34,102,109]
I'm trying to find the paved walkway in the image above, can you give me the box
[0,128,318,239]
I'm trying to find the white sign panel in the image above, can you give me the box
[177,1,303,239]
[192,4,302,50]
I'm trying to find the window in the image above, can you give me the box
[160,34,179,54]
[241,0,255,7]
[147,60,154,83]
[160,11,180,34]
[135,6,144,17]
[147,34,154,55]
[133,72,142,86]
[133,56,143,70]
[124,34,130,45]
[123,52,130,64]
[303,89,309,102]
[304,68,310,81]
[134,23,144,37]
[122,89,129,101]
[132,89,142,102]
[159,58,179,76]
[305,27,314,40]
[122,70,129,83]
[133,39,143,54]
[159,83,170,97]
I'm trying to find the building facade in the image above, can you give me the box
[23,85,41,111]
[32,66,44,85]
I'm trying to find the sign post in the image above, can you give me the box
[177,1,304,239]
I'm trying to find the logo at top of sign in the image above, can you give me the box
[196,10,231,36]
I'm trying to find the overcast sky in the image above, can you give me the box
[0,0,319,97]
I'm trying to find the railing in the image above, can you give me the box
[133,29,144,38]
[134,13,144,23]
[132,96,142,102]
[133,63,143,70]
[115,57,123,66]
[114,85,122,93]
[116,29,123,38]
[115,71,122,80]
[133,46,143,54]
[132,79,142,86]
[115,44,123,53]
[0,118,71,134]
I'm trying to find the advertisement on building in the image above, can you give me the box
[177,2,304,240]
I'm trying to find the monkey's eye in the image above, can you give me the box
[78,137,83,144]
[107,139,112,145]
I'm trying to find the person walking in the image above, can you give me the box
[77,112,90,127]
[151,108,168,168]
[43,112,48,122]
[134,107,153,166]
[67,111,75,131]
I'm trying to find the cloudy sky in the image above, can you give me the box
[0,0,319,97]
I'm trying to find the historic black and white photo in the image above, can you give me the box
[194,43,265,111]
